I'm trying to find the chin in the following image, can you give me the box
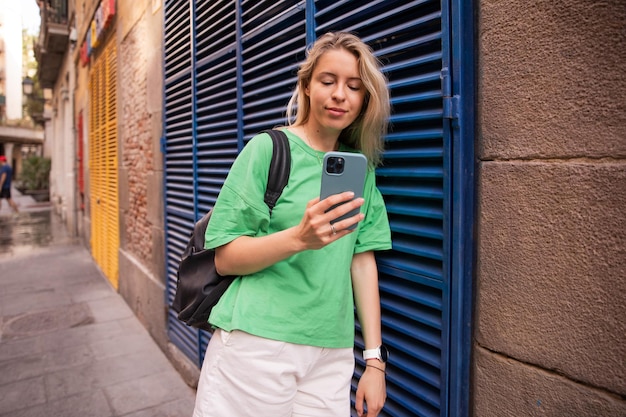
[324,120,354,133]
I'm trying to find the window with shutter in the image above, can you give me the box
[89,38,119,289]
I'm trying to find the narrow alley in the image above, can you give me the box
[0,190,195,417]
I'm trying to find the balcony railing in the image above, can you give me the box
[36,0,70,87]
[42,0,69,25]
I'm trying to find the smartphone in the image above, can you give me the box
[320,151,368,230]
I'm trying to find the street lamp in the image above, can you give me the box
[22,77,34,96]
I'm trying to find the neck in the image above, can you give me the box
[299,125,339,152]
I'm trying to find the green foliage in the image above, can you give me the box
[23,30,41,123]
[22,30,38,73]
[26,95,44,120]
[24,75,44,122]
[20,156,51,190]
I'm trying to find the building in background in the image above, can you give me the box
[34,0,76,229]
[0,0,43,179]
[0,0,23,121]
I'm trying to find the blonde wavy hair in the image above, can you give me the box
[286,32,390,167]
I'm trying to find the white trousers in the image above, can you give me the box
[192,329,354,417]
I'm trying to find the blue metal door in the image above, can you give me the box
[163,1,474,415]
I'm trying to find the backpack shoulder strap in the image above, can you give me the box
[261,129,291,211]
[184,130,289,257]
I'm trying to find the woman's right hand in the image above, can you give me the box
[295,192,365,250]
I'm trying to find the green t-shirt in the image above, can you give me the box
[205,130,391,348]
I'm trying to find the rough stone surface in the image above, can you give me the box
[476,161,626,394]
[473,346,626,417]
[478,0,626,159]
[167,342,201,389]
[475,0,626,415]
[118,249,168,353]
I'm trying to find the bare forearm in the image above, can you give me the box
[353,251,387,417]
[352,252,383,354]
[215,192,365,276]
[214,226,306,276]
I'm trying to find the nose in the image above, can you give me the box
[332,83,346,101]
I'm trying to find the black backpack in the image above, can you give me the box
[172,129,291,331]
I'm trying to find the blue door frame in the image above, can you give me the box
[444,1,475,414]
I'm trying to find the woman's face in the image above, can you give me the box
[305,48,366,135]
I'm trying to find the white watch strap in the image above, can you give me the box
[363,348,379,360]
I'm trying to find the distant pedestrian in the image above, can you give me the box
[0,155,19,213]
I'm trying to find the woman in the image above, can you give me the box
[193,32,391,417]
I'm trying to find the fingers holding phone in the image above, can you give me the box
[320,152,368,233]
[320,192,364,234]
[295,152,368,249]
[298,192,362,247]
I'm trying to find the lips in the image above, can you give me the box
[326,107,347,116]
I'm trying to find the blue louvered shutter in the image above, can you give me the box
[164,0,309,365]
[192,0,240,356]
[240,0,305,138]
[315,2,450,416]
[163,0,202,365]
[164,1,472,416]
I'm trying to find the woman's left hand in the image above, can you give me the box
[355,365,386,416]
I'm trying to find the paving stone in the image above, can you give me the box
[0,289,73,317]
[42,343,94,374]
[105,371,194,416]
[4,390,113,417]
[89,332,157,361]
[44,362,100,399]
[116,316,149,334]
[31,320,124,352]
[69,281,118,303]
[0,353,45,385]
[44,349,174,400]
[121,397,196,417]
[91,350,174,382]
[0,336,44,361]
[88,296,135,323]
[0,376,46,415]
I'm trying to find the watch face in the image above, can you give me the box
[380,345,389,362]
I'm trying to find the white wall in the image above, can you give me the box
[0,0,23,120]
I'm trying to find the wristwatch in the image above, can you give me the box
[363,344,389,363]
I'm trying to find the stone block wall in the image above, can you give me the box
[474,0,626,415]
[116,0,168,351]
